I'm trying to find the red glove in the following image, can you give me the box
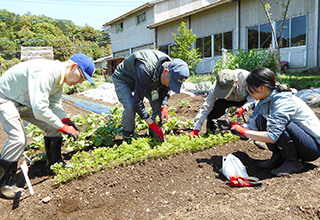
[189,129,199,138]
[62,118,78,131]
[161,106,169,120]
[230,123,248,140]
[234,106,245,117]
[230,175,263,187]
[148,122,164,142]
[59,125,78,140]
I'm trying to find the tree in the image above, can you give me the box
[170,22,201,75]
[260,0,291,72]
[0,10,110,61]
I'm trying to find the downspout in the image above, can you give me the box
[238,0,241,50]
[318,0,320,67]
[155,27,158,49]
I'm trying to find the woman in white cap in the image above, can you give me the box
[0,53,95,199]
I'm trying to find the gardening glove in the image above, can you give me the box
[62,118,78,131]
[230,123,249,140]
[161,106,169,120]
[211,119,235,132]
[229,175,263,187]
[59,125,78,140]
[148,122,164,142]
[189,129,199,138]
[233,106,246,117]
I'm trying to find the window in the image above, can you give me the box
[248,15,306,49]
[214,31,233,56]
[137,12,146,25]
[248,26,258,50]
[276,19,289,48]
[248,24,272,49]
[291,15,306,47]
[196,36,212,58]
[158,45,169,55]
[260,23,273,49]
[116,22,123,33]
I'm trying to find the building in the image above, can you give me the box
[103,0,320,73]
[20,46,54,61]
[94,55,112,69]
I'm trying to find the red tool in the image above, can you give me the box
[229,175,263,187]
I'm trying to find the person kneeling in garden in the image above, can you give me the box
[189,69,255,138]
[0,53,95,199]
[219,67,320,176]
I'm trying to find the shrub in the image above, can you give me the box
[213,49,280,77]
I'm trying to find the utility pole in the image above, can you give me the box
[72,36,76,54]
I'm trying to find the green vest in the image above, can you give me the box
[113,49,171,85]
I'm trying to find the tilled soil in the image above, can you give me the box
[0,93,320,219]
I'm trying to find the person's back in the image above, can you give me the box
[113,49,170,84]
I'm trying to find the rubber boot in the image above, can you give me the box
[122,130,134,143]
[259,143,284,169]
[271,141,304,176]
[44,136,65,173]
[0,159,24,199]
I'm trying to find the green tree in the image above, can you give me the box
[0,10,110,61]
[170,22,201,75]
[260,0,291,73]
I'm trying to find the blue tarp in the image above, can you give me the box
[62,95,111,115]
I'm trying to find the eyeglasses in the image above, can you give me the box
[77,66,86,81]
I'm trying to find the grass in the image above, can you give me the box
[62,74,108,94]
[277,72,320,90]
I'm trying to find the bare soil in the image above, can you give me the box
[1,92,320,219]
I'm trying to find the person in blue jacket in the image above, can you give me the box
[112,49,189,142]
[0,53,95,199]
[230,67,320,176]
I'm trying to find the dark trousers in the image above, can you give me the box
[207,99,246,130]
[256,114,320,161]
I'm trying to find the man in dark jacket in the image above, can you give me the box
[112,49,190,142]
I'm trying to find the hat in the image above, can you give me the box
[213,69,237,98]
[71,53,95,85]
[169,59,189,93]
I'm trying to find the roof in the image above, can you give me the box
[94,55,112,63]
[148,0,234,29]
[103,0,234,28]
[103,0,166,27]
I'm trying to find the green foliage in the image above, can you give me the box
[52,132,238,185]
[90,107,123,147]
[62,81,96,94]
[213,49,280,77]
[62,75,106,94]
[0,9,110,61]
[171,22,202,75]
[0,58,21,73]
[24,99,239,185]
[186,73,215,84]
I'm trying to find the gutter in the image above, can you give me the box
[147,0,235,29]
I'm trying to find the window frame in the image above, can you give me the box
[248,14,307,49]
[116,22,123,33]
[136,12,146,25]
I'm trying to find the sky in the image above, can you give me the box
[0,0,149,30]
